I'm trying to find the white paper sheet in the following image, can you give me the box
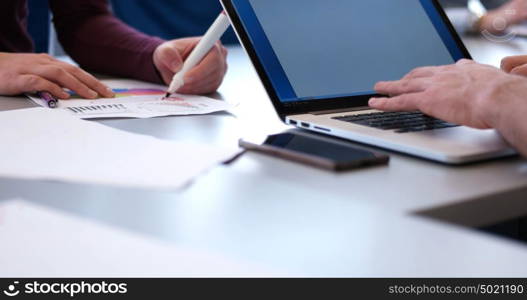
[27,79,234,119]
[0,108,239,190]
[0,199,276,277]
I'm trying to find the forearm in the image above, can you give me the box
[50,0,164,83]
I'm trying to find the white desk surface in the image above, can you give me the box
[1,36,527,277]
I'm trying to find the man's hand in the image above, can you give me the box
[501,55,527,76]
[370,59,527,155]
[369,59,525,129]
[0,53,114,99]
[479,0,527,33]
[153,37,228,95]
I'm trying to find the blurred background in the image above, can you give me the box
[27,0,519,55]
[27,0,238,55]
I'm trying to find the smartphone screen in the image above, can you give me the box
[263,133,381,163]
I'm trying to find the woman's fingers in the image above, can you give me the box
[57,62,114,98]
[33,65,99,99]
[30,58,114,99]
[0,53,111,99]
[17,75,70,99]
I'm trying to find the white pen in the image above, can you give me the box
[165,12,231,97]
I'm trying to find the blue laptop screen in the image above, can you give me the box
[231,0,465,103]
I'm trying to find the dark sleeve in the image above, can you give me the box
[49,0,165,83]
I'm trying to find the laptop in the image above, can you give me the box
[221,0,516,164]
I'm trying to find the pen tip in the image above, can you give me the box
[164,92,170,99]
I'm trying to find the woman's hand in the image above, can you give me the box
[0,53,114,99]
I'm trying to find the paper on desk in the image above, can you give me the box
[0,199,275,277]
[27,79,234,119]
[0,108,239,190]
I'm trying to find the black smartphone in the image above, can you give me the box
[239,133,389,172]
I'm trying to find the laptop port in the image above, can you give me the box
[314,126,331,132]
[289,119,298,126]
[301,122,310,128]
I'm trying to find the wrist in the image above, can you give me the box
[485,76,526,130]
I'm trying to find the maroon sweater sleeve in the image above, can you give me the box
[49,0,165,83]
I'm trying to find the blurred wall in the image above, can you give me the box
[27,0,50,53]
[111,0,239,44]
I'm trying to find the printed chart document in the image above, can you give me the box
[27,79,234,119]
[0,108,239,190]
[0,199,276,277]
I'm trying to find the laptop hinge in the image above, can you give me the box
[310,106,371,116]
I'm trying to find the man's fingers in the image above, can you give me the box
[220,45,228,59]
[177,73,224,95]
[374,78,430,96]
[58,62,114,98]
[402,65,447,80]
[33,65,99,99]
[400,61,465,82]
[181,44,226,90]
[177,83,219,95]
[158,45,184,73]
[510,64,527,76]
[501,55,527,72]
[178,73,223,94]
[17,75,70,99]
[368,94,422,112]
[178,49,228,94]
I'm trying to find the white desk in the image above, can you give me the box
[1,36,527,276]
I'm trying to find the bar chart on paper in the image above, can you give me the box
[27,79,234,119]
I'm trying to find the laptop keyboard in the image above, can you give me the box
[332,111,459,133]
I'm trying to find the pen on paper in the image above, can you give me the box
[37,91,58,109]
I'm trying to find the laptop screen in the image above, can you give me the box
[230,0,466,103]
